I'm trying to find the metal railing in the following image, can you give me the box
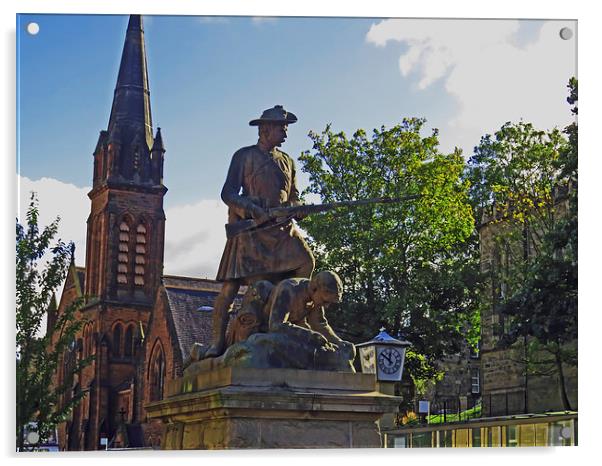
[397,391,532,427]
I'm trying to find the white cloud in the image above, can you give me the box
[17,176,228,279]
[366,19,576,155]
[18,176,90,262]
[163,199,227,278]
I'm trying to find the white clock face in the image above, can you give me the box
[26,431,40,444]
[377,347,402,375]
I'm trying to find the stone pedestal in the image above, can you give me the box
[145,367,401,449]
[376,382,398,430]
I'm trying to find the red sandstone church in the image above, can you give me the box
[47,15,229,450]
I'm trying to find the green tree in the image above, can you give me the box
[467,79,577,410]
[298,118,479,384]
[16,194,91,450]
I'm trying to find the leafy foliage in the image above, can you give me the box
[469,80,577,346]
[298,118,480,383]
[468,121,567,241]
[16,194,92,450]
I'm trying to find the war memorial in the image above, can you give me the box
[144,104,408,449]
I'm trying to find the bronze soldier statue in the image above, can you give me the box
[205,105,315,358]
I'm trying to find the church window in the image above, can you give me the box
[134,223,147,286]
[88,327,94,356]
[150,347,165,402]
[113,324,122,357]
[117,221,130,284]
[84,324,93,357]
[124,325,134,358]
[82,326,89,358]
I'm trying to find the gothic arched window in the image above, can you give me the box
[117,221,130,285]
[82,325,89,358]
[113,324,122,357]
[134,223,147,286]
[149,343,165,402]
[124,325,134,358]
[83,323,94,357]
[88,325,94,356]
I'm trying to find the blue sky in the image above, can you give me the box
[16,14,577,277]
[17,14,455,203]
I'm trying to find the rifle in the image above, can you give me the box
[225,194,420,238]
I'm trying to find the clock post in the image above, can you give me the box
[356,328,412,430]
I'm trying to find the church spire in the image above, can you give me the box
[107,15,153,150]
[86,14,166,305]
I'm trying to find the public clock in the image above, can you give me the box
[357,328,411,382]
[377,347,402,375]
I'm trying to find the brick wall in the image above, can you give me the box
[139,288,176,445]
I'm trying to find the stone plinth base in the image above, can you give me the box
[145,367,401,449]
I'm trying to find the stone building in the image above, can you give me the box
[478,195,577,417]
[47,15,235,450]
[427,344,481,414]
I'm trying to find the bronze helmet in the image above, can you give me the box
[249,105,298,126]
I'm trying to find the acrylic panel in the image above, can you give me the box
[16,14,577,451]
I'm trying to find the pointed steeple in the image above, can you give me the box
[70,242,76,266]
[107,15,153,150]
[150,127,165,185]
[151,127,165,152]
[45,293,58,337]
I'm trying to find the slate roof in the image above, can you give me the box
[162,275,244,362]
